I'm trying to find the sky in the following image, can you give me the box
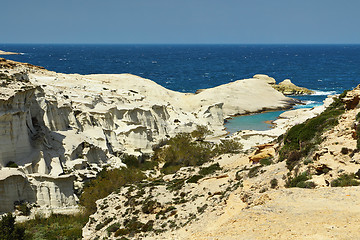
[1,0,360,44]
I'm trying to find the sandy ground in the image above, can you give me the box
[155,186,360,240]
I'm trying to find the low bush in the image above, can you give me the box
[5,161,18,168]
[331,173,360,187]
[80,168,145,214]
[153,133,241,174]
[260,157,273,166]
[198,163,221,176]
[0,213,25,240]
[186,163,222,183]
[19,213,88,240]
[248,165,261,178]
[279,92,347,170]
[270,178,278,189]
[191,125,212,141]
[187,175,203,183]
[154,133,214,174]
[213,139,242,155]
[285,171,315,188]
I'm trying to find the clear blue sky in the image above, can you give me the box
[2,0,359,44]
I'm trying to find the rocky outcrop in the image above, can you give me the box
[253,74,313,95]
[253,74,276,85]
[83,87,360,240]
[273,79,313,95]
[248,144,275,163]
[0,59,296,213]
[0,50,20,55]
[342,85,360,110]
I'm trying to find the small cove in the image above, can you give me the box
[225,94,326,134]
[225,110,286,134]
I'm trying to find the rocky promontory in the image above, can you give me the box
[0,50,20,55]
[253,74,314,95]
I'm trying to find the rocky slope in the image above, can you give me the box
[0,58,296,214]
[82,87,360,240]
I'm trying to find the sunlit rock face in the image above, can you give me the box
[0,58,295,213]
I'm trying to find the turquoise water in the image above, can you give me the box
[225,110,286,134]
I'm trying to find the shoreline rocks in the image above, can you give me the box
[0,50,20,55]
[253,74,314,95]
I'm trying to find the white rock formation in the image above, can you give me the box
[0,58,296,213]
[253,74,276,85]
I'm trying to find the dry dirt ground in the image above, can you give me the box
[154,185,360,240]
[148,153,360,240]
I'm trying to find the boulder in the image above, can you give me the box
[249,145,275,163]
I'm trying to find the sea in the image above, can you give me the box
[1,44,360,133]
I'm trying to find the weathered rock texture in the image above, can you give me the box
[82,88,360,240]
[273,79,314,95]
[0,58,296,213]
[253,74,314,95]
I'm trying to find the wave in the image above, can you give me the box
[304,100,317,105]
[310,90,337,96]
[295,100,322,109]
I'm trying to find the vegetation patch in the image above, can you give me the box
[260,157,273,166]
[279,92,347,170]
[198,163,222,176]
[80,168,145,214]
[19,213,88,240]
[5,161,18,168]
[248,165,262,178]
[270,178,278,189]
[0,213,25,240]
[331,173,360,187]
[153,128,242,174]
[285,171,315,188]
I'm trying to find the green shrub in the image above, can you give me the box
[80,168,145,214]
[248,165,261,178]
[154,133,214,174]
[107,223,120,233]
[198,163,221,176]
[154,133,241,174]
[122,154,140,168]
[260,157,273,166]
[187,175,203,183]
[121,154,158,170]
[5,161,18,168]
[191,125,212,141]
[270,178,278,189]
[0,213,25,240]
[331,173,360,187]
[95,218,113,231]
[213,139,242,155]
[279,92,347,170]
[286,171,315,188]
[19,213,88,240]
[197,204,208,213]
[14,203,31,216]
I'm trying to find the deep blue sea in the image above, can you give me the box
[2,44,360,132]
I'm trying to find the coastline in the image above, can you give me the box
[0,50,20,55]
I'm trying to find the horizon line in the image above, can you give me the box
[1,43,360,46]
